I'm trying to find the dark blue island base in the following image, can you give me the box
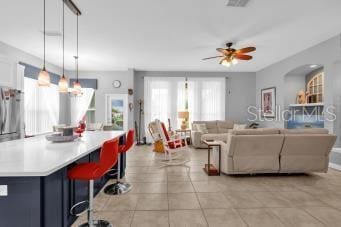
[0,137,126,227]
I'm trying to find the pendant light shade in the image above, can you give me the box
[38,0,50,87]
[58,76,69,93]
[72,80,82,95]
[38,68,51,86]
[59,1,69,93]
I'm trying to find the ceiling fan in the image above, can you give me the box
[202,42,256,67]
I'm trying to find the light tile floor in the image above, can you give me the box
[73,145,341,227]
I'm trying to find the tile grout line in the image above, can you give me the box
[189,168,210,227]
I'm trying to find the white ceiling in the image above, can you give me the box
[0,0,341,72]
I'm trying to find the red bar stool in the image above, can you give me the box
[104,129,134,195]
[68,138,119,227]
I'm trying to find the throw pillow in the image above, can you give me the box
[233,124,247,130]
[196,124,208,133]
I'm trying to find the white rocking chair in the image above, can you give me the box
[154,119,190,166]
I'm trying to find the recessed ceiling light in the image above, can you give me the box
[310,64,318,68]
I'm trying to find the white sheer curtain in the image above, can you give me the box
[144,77,180,141]
[70,88,94,125]
[24,77,60,135]
[188,78,226,122]
[144,76,226,141]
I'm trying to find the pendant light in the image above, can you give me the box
[72,13,82,96]
[58,1,69,93]
[38,0,51,87]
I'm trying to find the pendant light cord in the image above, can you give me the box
[62,1,65,77]
[43,0,46,69]
[76,13,79,82]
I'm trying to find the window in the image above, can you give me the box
[144,77,225,139]
[24,77,60,135]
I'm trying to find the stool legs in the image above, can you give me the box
[79,180,112,227]
[104,153,132,195]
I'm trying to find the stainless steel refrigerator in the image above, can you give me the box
[0,86,21,142]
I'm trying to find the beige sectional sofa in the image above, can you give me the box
[212,128,336,174]
[191,120,234,148]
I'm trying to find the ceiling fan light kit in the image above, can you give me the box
[203,42,256,68]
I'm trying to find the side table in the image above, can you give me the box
[202,140,221,176]
[175,129,192,145]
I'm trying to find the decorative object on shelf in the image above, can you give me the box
[306,72,324,103]
[37,0,51,87]
[72,13,82,96]
[113,80,121,88]
[296,89,307,104]
[202,42,256,68]
[178,111,189,130]
[128,88,133,95]
[58,1,69,93]
[261,87,276,118]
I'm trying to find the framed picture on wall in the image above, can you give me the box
[261,87,276,118]
[105,94,128,131]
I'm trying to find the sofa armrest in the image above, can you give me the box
[191,131,203,148]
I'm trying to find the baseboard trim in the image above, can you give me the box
[329,162,341,171]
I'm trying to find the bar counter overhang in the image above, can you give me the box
[0,131,126,227]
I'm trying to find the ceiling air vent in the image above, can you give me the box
[226,0,250,7]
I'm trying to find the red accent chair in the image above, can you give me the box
[68,138,119,227]
[104,129,135,195]
[155,119,189,166]
[160,122,186,149]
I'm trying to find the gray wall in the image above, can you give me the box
[134,71,256,138]
[256,35,341,131]
[284,74,306,107]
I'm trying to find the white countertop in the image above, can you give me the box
[0,131,125,177]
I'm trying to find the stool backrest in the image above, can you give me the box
[123,129,135,152]
[99,138,119,173]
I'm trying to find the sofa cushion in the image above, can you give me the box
[196,124,208,133]
[279,128,329,134]
[201,133,229,142]
[204,121,218,133]
[233,124,247,130]
[217,120,234,133]
[231,128,280,135]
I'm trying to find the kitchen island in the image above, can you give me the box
[0,131,126,227]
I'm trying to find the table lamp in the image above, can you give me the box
[178,111,189,130]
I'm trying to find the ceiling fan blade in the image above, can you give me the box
[216,48,228,54]
[235,54,253,60]
[202,56,223,60]
[236,47,256,54]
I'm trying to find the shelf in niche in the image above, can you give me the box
[288,103,324,107]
